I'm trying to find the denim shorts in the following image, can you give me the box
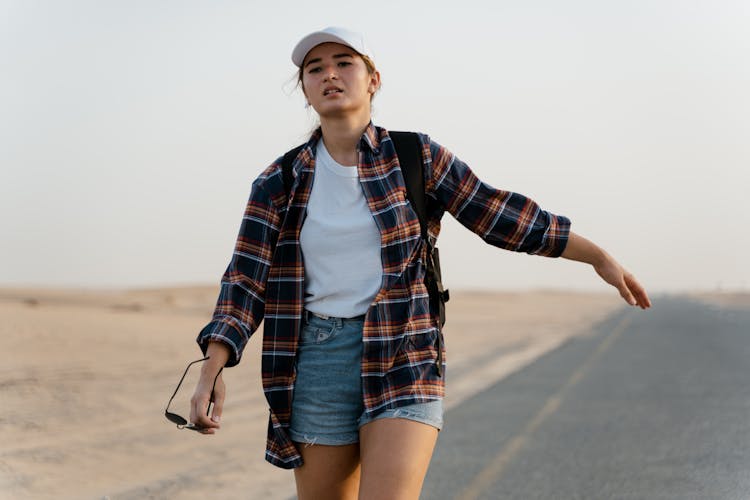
[288,310,444,446]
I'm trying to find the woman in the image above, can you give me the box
[189,27,651,499]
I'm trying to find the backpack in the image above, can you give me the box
[280,132,450,375]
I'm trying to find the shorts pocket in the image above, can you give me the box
[299,322,340,346]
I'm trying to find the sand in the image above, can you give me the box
[1,286,634,499]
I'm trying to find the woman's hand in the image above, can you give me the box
[189,341,230,434]
[189,369,225,434]
[593,253,651,309]
[561,231,651,309]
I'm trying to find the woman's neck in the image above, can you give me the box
[319,114,371,166]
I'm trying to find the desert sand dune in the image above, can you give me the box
[1,287,632,499]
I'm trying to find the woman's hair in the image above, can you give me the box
[296,52,380,103]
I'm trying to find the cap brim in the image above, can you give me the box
[291,32,357,68]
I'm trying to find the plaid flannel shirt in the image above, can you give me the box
[196,122,571,469]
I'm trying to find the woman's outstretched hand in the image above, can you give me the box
[593,253,652,309]
[189,341,230,434]
[561,231,651,309]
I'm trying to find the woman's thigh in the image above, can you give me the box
[293,441,361,500]
[291,314,366,499]
[358,418,439,500]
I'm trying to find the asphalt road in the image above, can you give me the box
[422,296,750,500]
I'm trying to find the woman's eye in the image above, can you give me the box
[308,67,321,73]
[337,62,351,67]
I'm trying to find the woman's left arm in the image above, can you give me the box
[561,231,652,309]
[422,136,651,310]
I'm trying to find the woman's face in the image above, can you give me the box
[301,42,380,119]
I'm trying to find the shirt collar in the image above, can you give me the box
[359,121,381,154]
[306,121,382,156]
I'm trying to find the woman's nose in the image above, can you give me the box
[323,68,338,81]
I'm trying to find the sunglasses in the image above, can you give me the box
[164,356,224,431]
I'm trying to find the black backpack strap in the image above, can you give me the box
[281,144,306,196]
[389,131,428,244]
[390,131,449,377]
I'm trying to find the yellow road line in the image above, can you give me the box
[456,314,632,500]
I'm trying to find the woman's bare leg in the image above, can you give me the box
[292,441,361,500]
[358,419,439,500]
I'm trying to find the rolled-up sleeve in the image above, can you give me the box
[196,178,281,367]
[426,138,571,257]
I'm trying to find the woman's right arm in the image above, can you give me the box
[190,168,283,432]
[195,176,282,367]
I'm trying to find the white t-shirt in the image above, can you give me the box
[299,140,383,318]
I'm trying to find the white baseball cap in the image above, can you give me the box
[291,26,373,68]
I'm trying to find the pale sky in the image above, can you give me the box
[2,0,748,293]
